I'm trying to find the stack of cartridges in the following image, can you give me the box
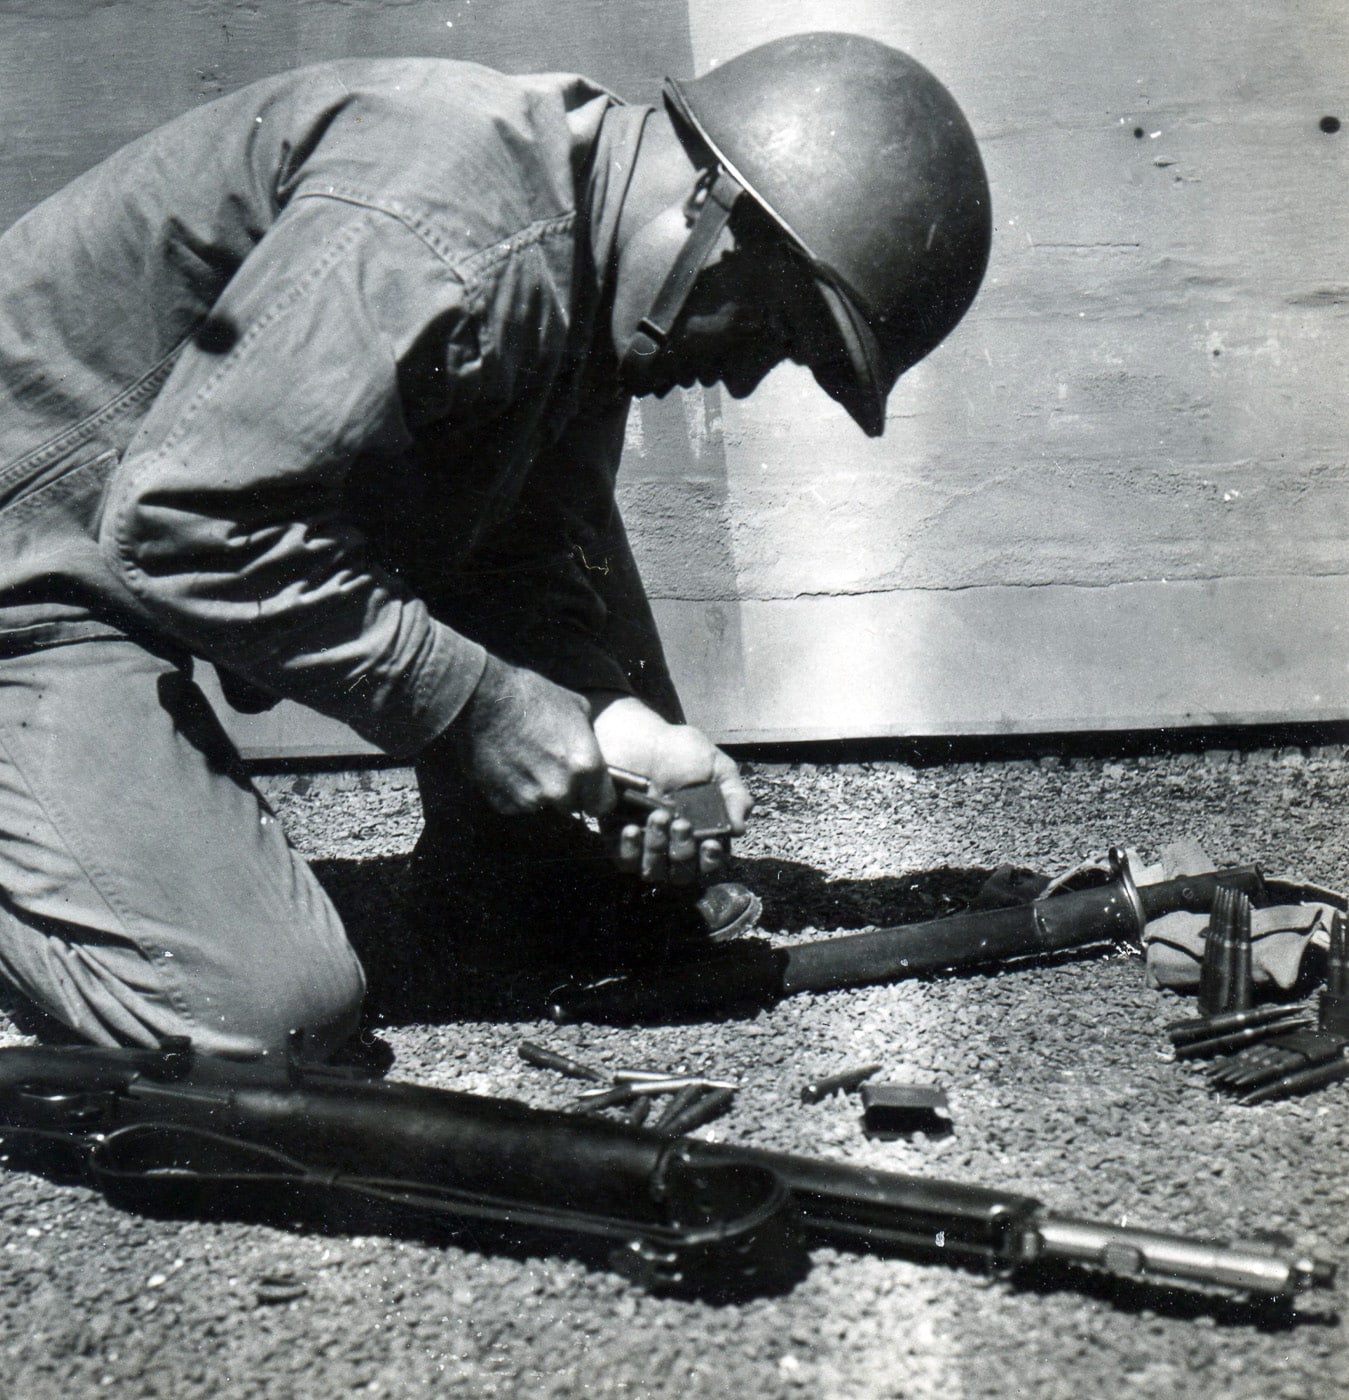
[1166,906,1349,1105]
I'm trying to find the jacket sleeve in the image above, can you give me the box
[100,196,488,758]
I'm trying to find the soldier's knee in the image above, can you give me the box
[279,945,367,1057]
[208,938,367,1059]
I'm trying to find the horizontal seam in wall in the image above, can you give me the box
[646,573,1349,604]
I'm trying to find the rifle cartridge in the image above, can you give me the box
[1167,1004,1310,1044]
[800,1062,883,1105]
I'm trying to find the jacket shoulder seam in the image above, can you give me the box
[292,188,576,286]
[292,188,474,270]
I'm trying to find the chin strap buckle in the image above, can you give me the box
[622,167,744,365]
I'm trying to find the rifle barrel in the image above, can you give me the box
[686,1141,1333,1297]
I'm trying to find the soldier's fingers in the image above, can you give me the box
[698,837,728,881]
[613,823,644,874]
[640,809,672,883]
[666,818,698,886]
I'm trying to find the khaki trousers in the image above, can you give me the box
[0,637,364,1054]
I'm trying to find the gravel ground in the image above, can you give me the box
[3,745,1349,1399]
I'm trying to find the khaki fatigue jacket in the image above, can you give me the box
[0,59,648,756]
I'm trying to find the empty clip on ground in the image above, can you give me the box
[860,1084,952,1138]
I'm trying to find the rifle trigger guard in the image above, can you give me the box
[621,1146,798,1293]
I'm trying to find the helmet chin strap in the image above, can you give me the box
[620,166,744,374]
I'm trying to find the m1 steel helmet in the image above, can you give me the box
[657,32,992,437]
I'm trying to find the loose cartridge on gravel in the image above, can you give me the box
[800,1063,883,1104]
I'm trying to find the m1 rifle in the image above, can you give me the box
[0,1040,1331,1304]
[549,851,1268,1023]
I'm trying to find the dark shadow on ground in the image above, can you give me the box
[310,853,1060,1029]
[734,855,1043,933]
[1003,1257,1339,1331]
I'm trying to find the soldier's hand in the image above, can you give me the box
[453,654,615,818]
[590,697,753,884]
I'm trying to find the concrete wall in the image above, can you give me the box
[0,0,691,226]
[622,1,1349,741]
[3,1,1347,751]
